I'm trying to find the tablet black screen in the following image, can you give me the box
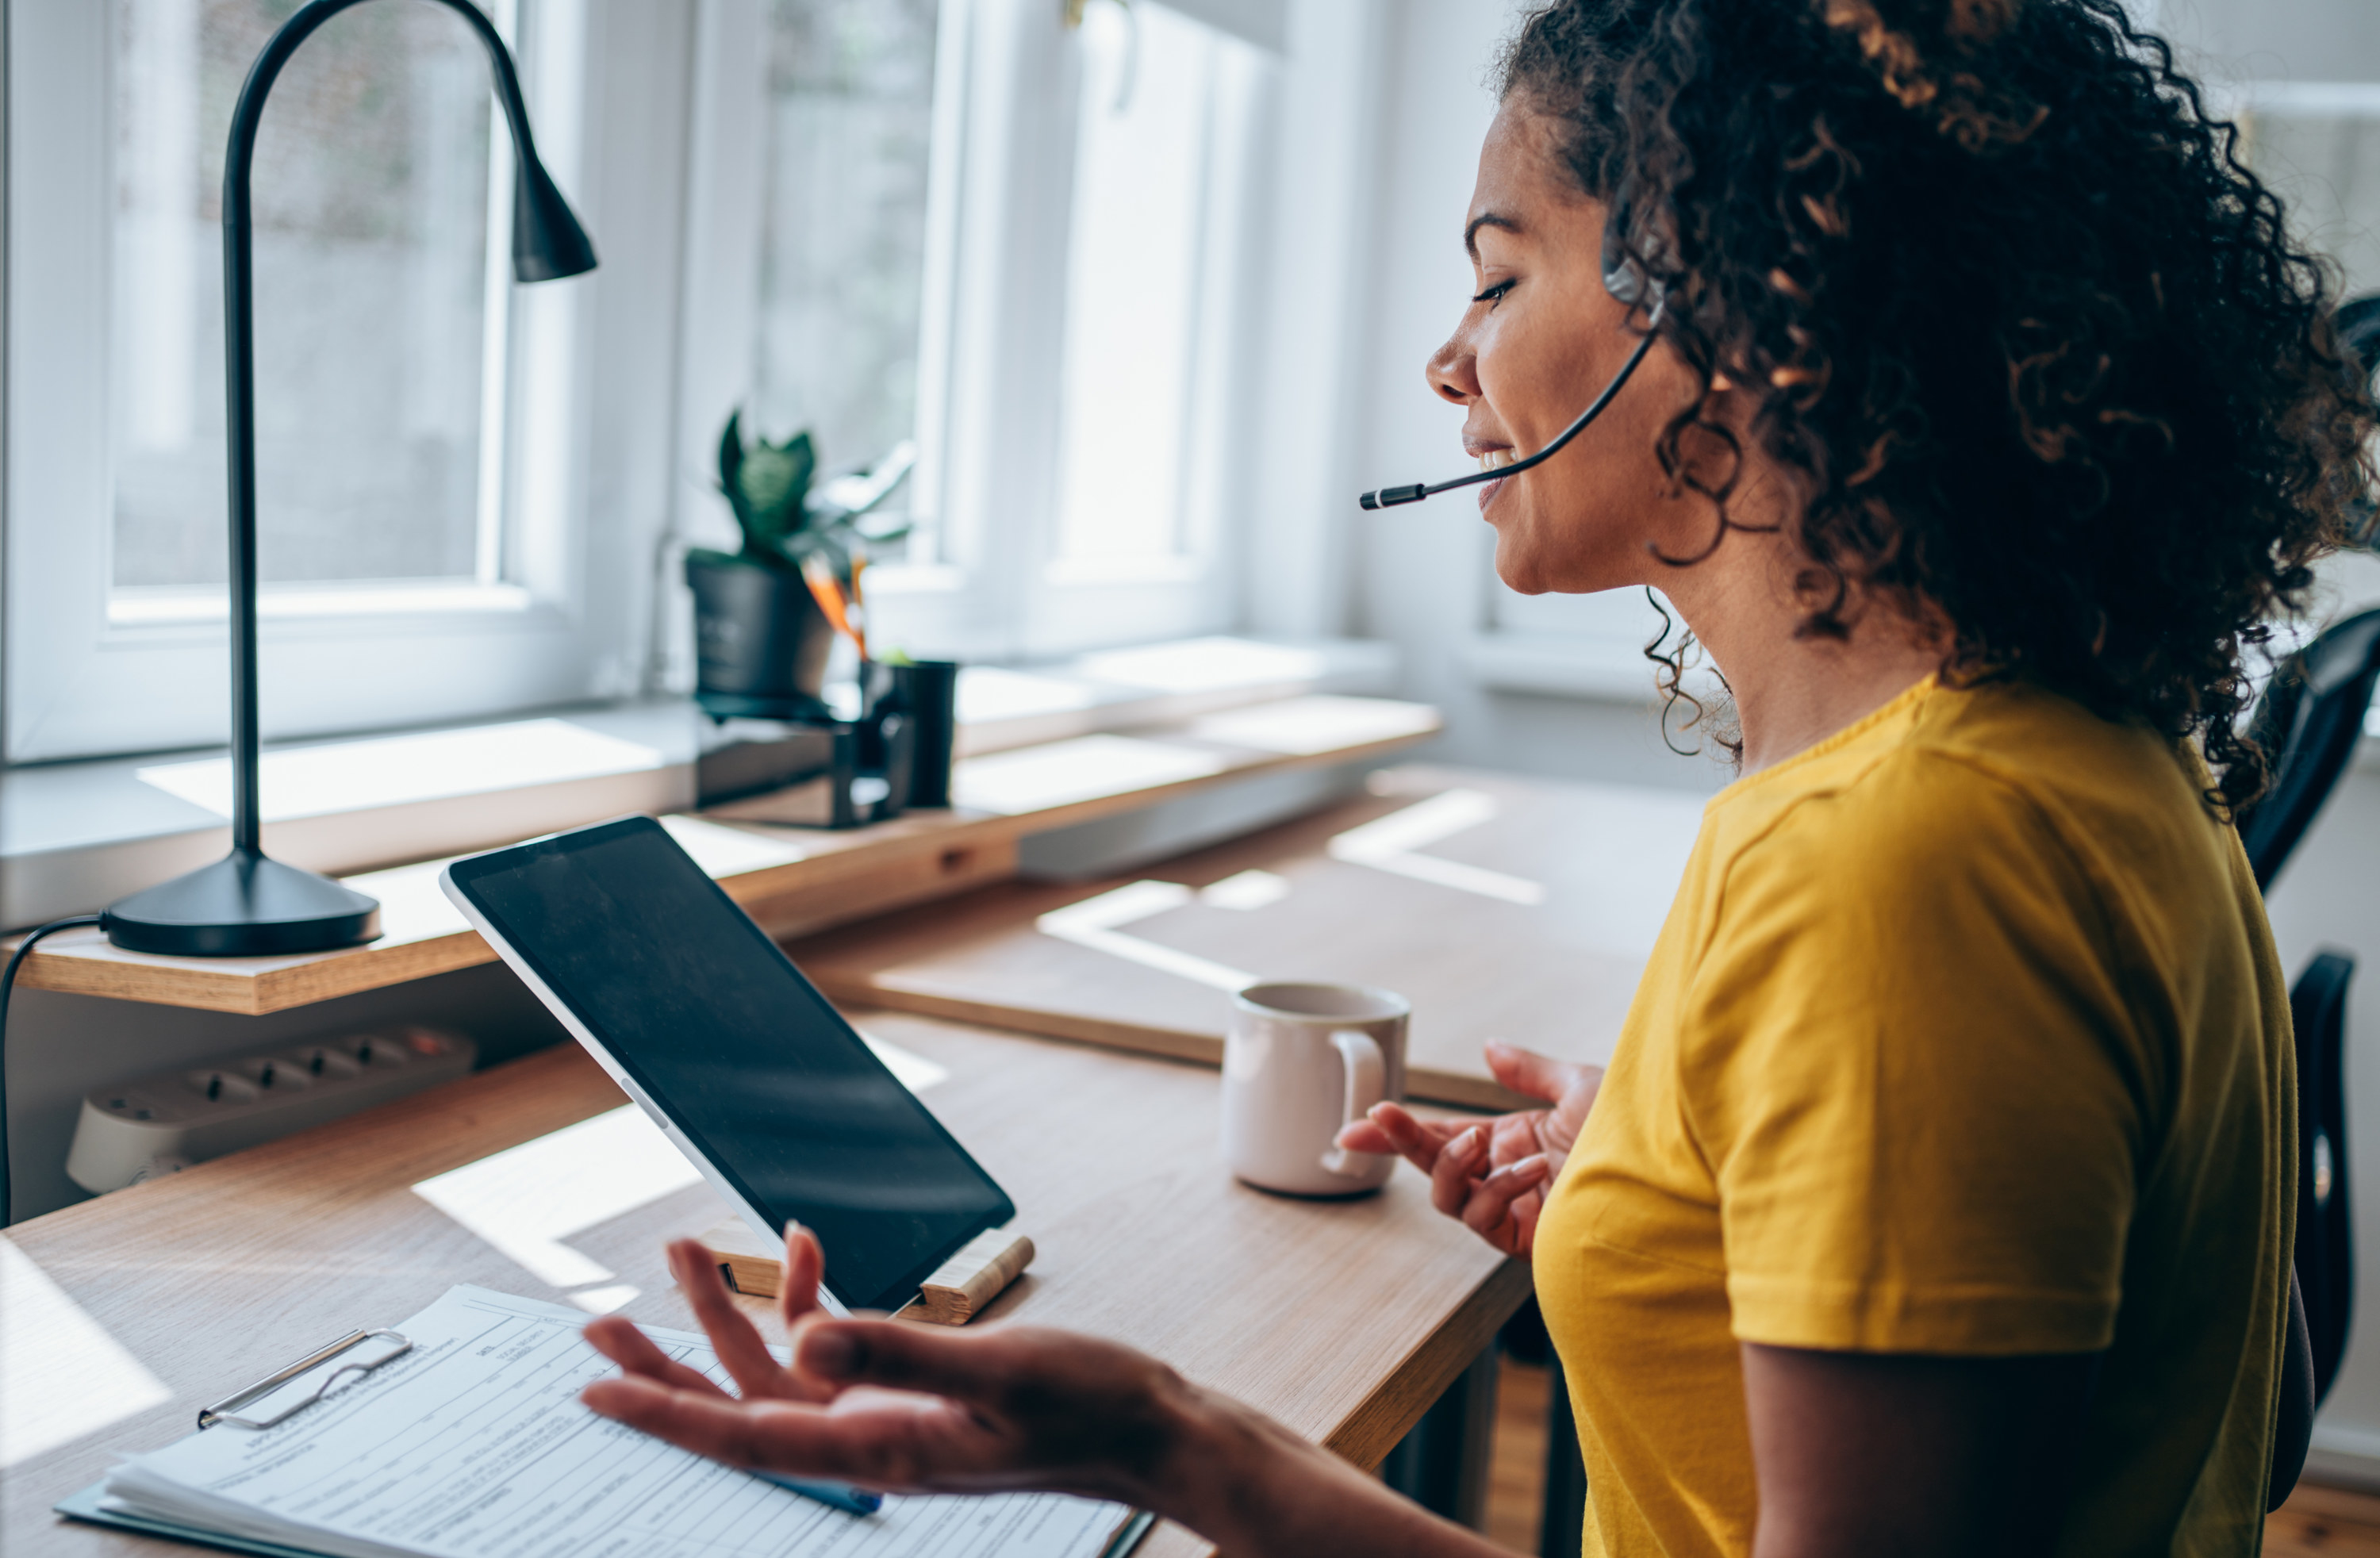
[446,816,1013,1310]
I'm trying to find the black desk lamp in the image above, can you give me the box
[102,0,597,957]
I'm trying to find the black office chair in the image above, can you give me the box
[2238,602,2379,1506]
[2240,608,2380,893]
[2293,952,2358,1403]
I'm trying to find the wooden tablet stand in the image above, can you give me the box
[697,1221,1034,1326]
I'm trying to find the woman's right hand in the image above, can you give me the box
[1334,1040,1603,1257]
[582,1228,1514,1557]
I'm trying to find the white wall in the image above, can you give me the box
[2159,0,2380,83]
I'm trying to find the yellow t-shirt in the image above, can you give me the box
[1534,674,2294,1557]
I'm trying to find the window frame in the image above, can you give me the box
[6,0,1349,767]
[665,0,1280,677]
[2,0,644,765]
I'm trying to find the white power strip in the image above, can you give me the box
[64,1027,477,1194]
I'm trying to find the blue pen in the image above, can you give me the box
[757,1471,884,1516]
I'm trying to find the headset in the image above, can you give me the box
[1359,198,1668,511]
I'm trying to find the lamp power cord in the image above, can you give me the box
[1,915,106,1227]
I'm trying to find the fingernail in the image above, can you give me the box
[800,1327,859,1379]
[1455,1127,1484,1158]
[1503,1153,1549,1179]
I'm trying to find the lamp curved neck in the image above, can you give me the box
[219,0,554,852]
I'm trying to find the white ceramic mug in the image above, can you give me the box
[1222,981,1410,1196]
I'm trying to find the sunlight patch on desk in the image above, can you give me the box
[1188,696,1440,755]
[411,1106,703,1291]
[568,1285,643,1315]
[860,1029,950,1092]
[0,1237,172,1468]
[1037,881,1257,990]
[1327,789,1548,906]
[953,735,1229,814]
[659,815,810,876]
[956,666,1101,721]
[1200,869,1291,911]
[139,719,668,823]
[340,858,471,942]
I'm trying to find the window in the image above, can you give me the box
[10,0,1302,766]
[2235,83,2380,301]
[671,0,1281,673]
[6,0,635,764]
[748,0,939,514]
[112,0,499,603]
[1049,1,1254,581]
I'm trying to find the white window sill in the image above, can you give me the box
[1464,631,2380,772]
[1464,634,1664,704]
[0,636,1398,929]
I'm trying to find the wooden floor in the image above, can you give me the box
[1483,1359,1553,1554]
[1480,1359,2380,1555]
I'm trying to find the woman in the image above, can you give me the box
[584,0,2371,1552]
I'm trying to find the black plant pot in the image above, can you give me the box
[685,552,836,721]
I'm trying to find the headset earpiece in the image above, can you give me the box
[1601,185,1668,309]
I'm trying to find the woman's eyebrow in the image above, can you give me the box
[1465,213,1522,260]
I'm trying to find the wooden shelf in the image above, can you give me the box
[7,697,1439,1016]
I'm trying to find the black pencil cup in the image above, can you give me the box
[861,660,960,808]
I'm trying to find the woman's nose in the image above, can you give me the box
[1428,336,1477,406]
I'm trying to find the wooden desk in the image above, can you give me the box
[794,766,1707,1110]
[1,1011,1526,1558]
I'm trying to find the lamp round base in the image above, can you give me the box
[103,850,382,957]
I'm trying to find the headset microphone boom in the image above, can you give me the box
[1361,201,1668,511]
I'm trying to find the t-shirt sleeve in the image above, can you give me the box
[1684,752,2148,1356]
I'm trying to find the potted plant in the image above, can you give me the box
[685,411,913,720]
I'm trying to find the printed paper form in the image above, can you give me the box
[102,1286,1135,1558]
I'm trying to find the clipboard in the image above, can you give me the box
[59,1483,1156,1558]
[57,1295,1158,1558]
[56,1483,355,1558]
[58,1484,1155,1558]
[194,1327,413,1429]
[56,1326,422,1558]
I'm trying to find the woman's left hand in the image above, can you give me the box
[1334,1039,1602,1257]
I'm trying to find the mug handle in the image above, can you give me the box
[1320,1030,1387,1176]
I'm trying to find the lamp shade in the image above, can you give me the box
[514,152,597,282]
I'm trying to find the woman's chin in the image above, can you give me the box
[1492,538,1638,597]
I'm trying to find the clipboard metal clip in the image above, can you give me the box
[198,1329,413,1430]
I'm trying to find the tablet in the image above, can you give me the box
[440,815,1015,1313]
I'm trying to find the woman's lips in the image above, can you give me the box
[1476,447,1517,512]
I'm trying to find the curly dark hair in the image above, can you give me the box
[1498,0,2374,807]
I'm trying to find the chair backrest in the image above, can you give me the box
[2268,950,2355,1510]
[2240,608,2380,892]
[2295,950,2358,1406]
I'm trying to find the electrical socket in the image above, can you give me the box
[63,1027,477,1194]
